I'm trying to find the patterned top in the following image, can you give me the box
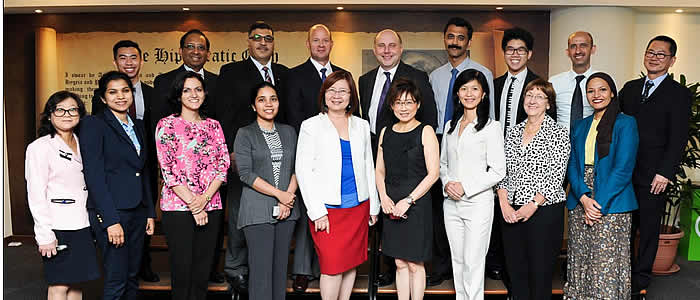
[118,115,141,155]
[259,124,283,187]
[497,115,570,206]
[155,115,230,211]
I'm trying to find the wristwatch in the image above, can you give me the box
[406,195,415,205]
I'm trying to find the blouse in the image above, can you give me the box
[260,124,283,187]
[326,138,360,209]
[584,117,600,165]
[155,115,230,212]
[497,115,570,206]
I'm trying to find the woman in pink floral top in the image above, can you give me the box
[155,71,230,299]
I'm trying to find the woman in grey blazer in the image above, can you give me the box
[233,81,299,300]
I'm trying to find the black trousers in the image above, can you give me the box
[631,184,666,288]
[430,134,452,278]
[224,178,249,277]
[243,220,296,300]
[291,196,320,278]
[486,197,506,272]
[162,210,223,300]
[501,202,564,300]
[90,206,146,300]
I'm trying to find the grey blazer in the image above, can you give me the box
[234,121,299,229]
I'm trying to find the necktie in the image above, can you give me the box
[320,68,327,82]
[641,80,655,103]
[504,76,517,135]
[262,66,272,83]
[570,75,585,128]
[128,86,137,120]
[444,68,459,128]
[377,71,392,121]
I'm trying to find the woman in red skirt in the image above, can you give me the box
[296,70,380,300]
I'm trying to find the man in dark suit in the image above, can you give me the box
[619,35,691,293]
[358,29,437,287]
[284,24,345,292]
[91,40,160,283]
[215,22,289,292]
[152,29,224,284]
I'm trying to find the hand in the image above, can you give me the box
[314,215,330,233]
[650,174,669,195]
[188,194,207,214]
[515,202,538,222]
[276,191,296,208]
[584,214,596,226]
[277,204,291,220]
[107,223,125,247]
[500,202,520,223]
[392,199,411,218]
[369,215,378,226]
[380,196,395,215]
[445,181,465,201]
[38,240,58,258]
[580,195,602,222]
[145,218,155,235]
[192,211,209,226]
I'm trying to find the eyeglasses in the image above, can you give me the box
[524,93,548,102]
[183,44,207,51]
[393,100,416,107]
[505,47,528,55]
[326,88,349,97]
[53,108,80,117]
[249,34,274,43]
[645,50,672,60]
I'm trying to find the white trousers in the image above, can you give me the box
[443,198,494,300]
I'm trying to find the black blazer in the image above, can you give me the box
[494,69,541,129]
[619,75,692,185]
[152,65,218,134]
[284,58,346,132]
[79,110,156,228]
[215,58,289,151]
[358,61,438,135]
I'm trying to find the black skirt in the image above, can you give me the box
[42,227,100,285]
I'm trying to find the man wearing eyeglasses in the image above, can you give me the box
[619,35,691,294]
[549,31,597,131]
[215,21,289,294]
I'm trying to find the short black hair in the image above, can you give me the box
[180,29,210,50]
[248,22,274,36]
[112,40,142,60]
[443,17,474,41]
[501,27,534,51]
[646,35,677,56]
[168,71,209,119]
[38,91,87,137]
[97,71,133,99]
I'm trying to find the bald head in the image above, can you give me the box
[306,24,333,64]
[566,31,596,73]
[567,31,593,47]
[373,29,403,70]
[374,29,403,45]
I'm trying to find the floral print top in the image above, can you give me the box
[156,115,230,211]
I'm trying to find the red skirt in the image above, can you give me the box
[309,200,369,275]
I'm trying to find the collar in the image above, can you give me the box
[310,58,332,73]
[183,65,205,78]
[118,114,135,127]
[644,73,668,87]
[377,63,399,79]
[132,80,142,91]
[569,66,595,79]
[507,67,528,81]
[250,57,273,73]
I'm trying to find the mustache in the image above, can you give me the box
[448,44,462,50]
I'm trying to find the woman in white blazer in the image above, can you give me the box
[440,70,506,300]
[296,70,379,300]
[25,91,100,300]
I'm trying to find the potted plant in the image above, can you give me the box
[653,74,700,275]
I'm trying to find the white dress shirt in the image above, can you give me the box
[498,68,528,133]
[183,64,205,79]
[429,58,496,134]
[310,58,333,80]
[132,81,145,120]
[369,65,398,134]
[549,67,597,130]
[250,57,275,85]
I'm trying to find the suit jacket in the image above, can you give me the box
[358,61,438,139]
[152,65,218,135]
[79,110,156,229]
[619,75,692,186]
[285,58,346,132]
[494,69,543,128]
[215,58,289,151]
[567,114,639,214]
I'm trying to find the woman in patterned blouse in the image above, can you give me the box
[496,79,570,300]
[155,71,230,300]
[233,82,299,300]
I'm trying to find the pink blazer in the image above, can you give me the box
[25,134,89,245]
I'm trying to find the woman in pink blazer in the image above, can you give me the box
[25,91,100,299]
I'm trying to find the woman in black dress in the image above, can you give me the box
[375,78,440,300]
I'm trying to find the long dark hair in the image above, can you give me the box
[447,69,490,134]
[168,71,209,119]
[586,72,619,159]
[38,91,87,137]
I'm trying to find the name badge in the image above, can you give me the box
[51,199,76,204]
[59,150,72,161]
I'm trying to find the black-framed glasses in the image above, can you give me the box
[249,34,274,43]
[184,44,207,51]
[505,47,528,55]
[645,50,671,60]
[53,108,80,117]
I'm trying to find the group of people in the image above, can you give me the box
[25,16,691,300]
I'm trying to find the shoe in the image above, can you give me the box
[228,274,249,294]
[138,267,160,282]
[486,269,503,281]
[292,275,310,293]
[374,271,395,287]
[426,275,444,287]
[209,272,226,283]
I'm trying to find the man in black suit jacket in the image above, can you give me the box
[90,40,160,283]
[620,35,691,292]
[214,22,289,292]
[284,24,345,292]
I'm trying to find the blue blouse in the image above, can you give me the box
[326,139,360,209]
